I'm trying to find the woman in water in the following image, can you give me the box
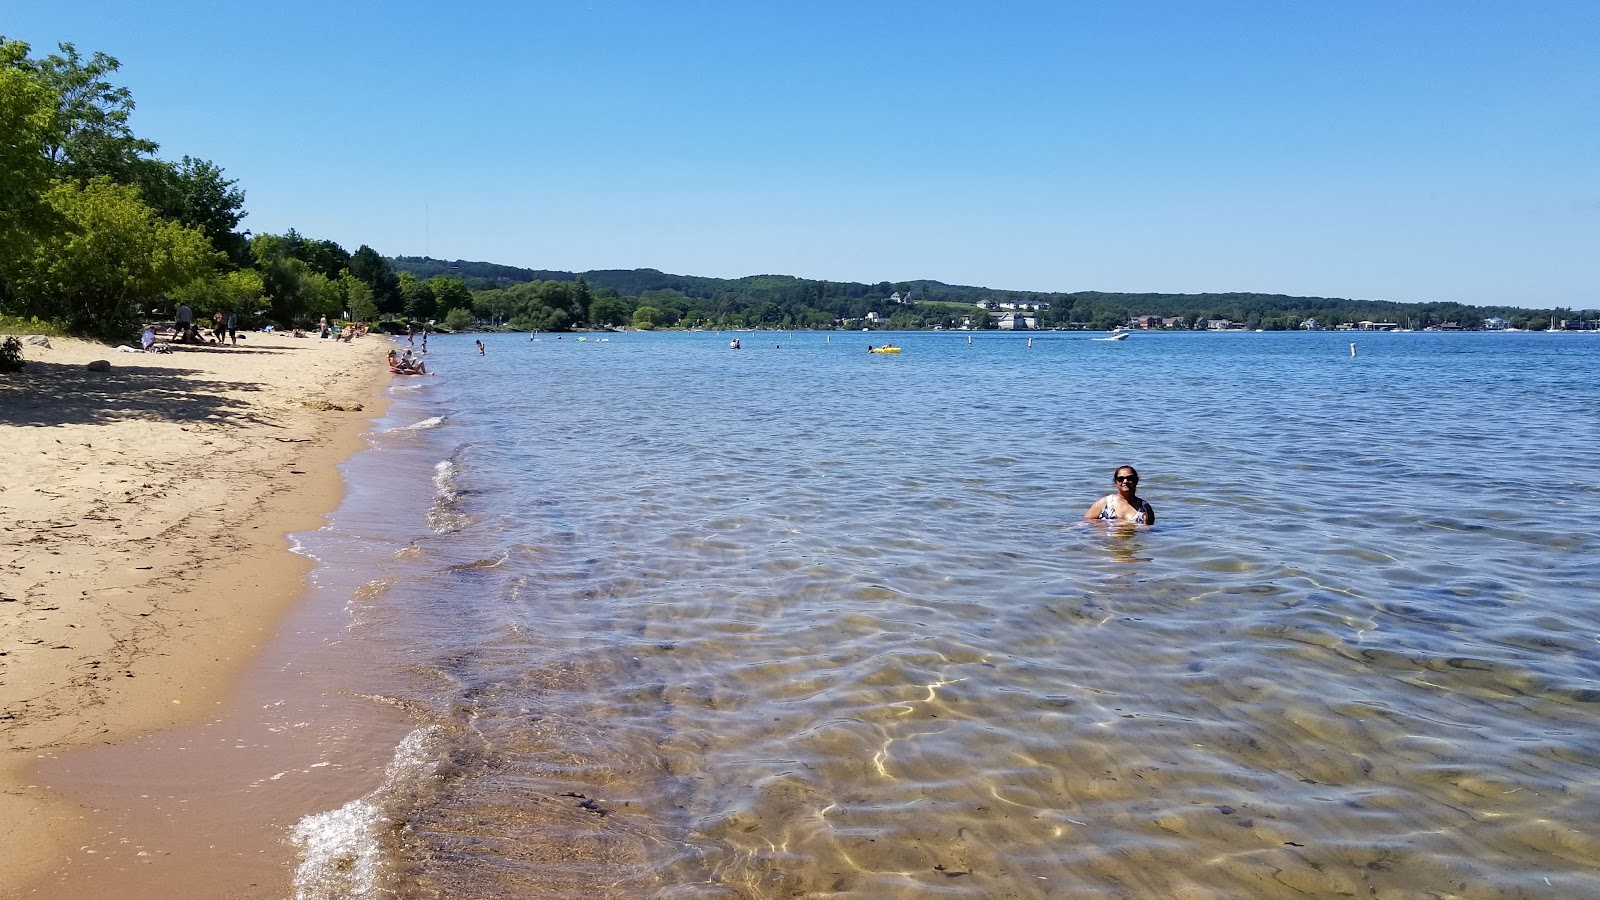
[1084,465,1155,525]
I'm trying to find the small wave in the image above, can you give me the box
[433,459,458,501]
[291,726,444,900]
[384,415,446,433]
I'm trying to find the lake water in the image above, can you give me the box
[289,329,1600,898]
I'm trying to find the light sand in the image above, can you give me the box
[0,331,392,893]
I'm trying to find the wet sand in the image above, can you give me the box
[0,331,391,894]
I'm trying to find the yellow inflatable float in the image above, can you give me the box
[869,345,901,354]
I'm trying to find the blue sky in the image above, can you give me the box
[8,1,1597,307]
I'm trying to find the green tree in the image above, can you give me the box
[399,272,435,321]
[29,42,161,187]
[443,307,474,331]
[142,156,248,266]
[589,294,631,327]
[253,234,323,325]
[427,275,470,323]
[349,244,401,314]
[171,266,267,322]
[632,306,662,329]
[0,39,57,266]
[9,177,217,336]
[335,272,376,322]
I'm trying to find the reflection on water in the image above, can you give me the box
[295,332,1600,898]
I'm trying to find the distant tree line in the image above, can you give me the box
[391,258,1593,333]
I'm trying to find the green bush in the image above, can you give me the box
[0,336,24,373]
[0,316,67,337]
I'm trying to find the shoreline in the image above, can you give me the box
[0,332,393,894]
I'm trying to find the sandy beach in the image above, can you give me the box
[0,331,391,893]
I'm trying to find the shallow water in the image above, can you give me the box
[237,331,1600,896]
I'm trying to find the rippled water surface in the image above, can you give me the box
[296,331,1600,898]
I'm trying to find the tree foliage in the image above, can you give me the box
[0,39,58,265]
[442,307,474,331]
[9,177,217,337]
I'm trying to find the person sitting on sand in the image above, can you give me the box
[387,349,399,367]
[1084,465,1155,525]
[398,350,428,374]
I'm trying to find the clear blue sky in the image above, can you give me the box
[8,1,1597,307]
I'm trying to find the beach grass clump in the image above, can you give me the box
[0,315,66,337]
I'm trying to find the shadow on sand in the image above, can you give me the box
[0,359,281,429]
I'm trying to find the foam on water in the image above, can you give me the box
[383,414,445,433]
[290,726,444,900]
[431,459,457,501]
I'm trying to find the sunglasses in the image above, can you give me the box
[1115,475,1138,483]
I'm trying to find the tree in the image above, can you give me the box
[632,306,662,329]
[29,42,160,185]
[171,266,266,321]
[334,272,376,322]
[0,39,58,267]
[253,234,327,325]
[427,275,470,322]
[443,307,474,331]
[142,156,248,266]
[349,244,401,314]
[574,274,591,314]
[398,272,435,321]
[589,294,631,327]
[8,177,217,336]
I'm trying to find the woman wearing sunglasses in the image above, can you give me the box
[1084,465,1154,525]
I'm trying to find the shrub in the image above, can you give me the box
[0,336,24,373]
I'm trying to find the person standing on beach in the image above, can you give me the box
[176,303,194,341]
[223,308,238,346]
[1085,465,1155,525]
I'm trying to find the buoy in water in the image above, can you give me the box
[1350,342,1357,358]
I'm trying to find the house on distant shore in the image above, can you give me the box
[1302,318,1325,330]
[1483,317,1508,330]
[994,311,1037,330]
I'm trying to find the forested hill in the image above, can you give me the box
[387,256,1580,331]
